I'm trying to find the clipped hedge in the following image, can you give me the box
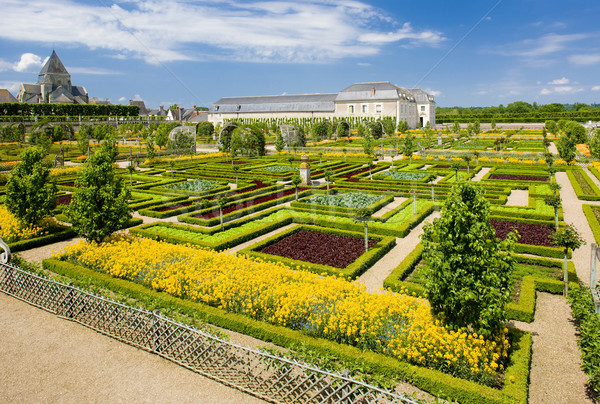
[41,257,532,404]
[8,225,76,253]
[567,168,600,201]
[583,204,600,244]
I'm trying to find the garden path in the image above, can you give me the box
[505,189,529,206]
[358,211,440,293]
[0,293,265,404]
[371,197,408,218]
[471,166,491,181]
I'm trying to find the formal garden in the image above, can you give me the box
[2,117,600,403]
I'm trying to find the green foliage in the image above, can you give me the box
[564,121,587,143]
[557,134,576,164]
[311,122,328,143]
[6,147,57,226]
[66,143,132,243]
[403,134,416,160]
[168,131,194,151]
[550,223,585,252]
[569,286,600,394]
[421,181,518,335]
[196,121,214,137]
[588,129,600,160]
[275,131,285,153]
[362,132,374,157]
[92,123,116,141]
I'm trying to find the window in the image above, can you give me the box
[376,104,382,113]
[348,105,354,114]
[362,104,368,113]
[421,106,425,112]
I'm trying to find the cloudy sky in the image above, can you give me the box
[0,0,599,109]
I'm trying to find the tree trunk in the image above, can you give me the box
[431,184,434,201]
[563,250,569,297]
[364,222,368,252]
[326,182,330,195]
[220,208,224,231]
[554,207,559,230]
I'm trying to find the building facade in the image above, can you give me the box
[208,82,435,129]
[16,50,89,104]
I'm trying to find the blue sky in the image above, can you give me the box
[0,0,599,109]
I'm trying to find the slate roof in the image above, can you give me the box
[38,50,69,81]
[0,89,17,103]
[336,81,415,101]
[213,93,337,113]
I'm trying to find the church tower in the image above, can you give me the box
[37,50,72,102]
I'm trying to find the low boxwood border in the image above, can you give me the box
[567,168,600,201]
[238,224,396,280]
[383,243,578,322]
[8,225,77,253]
[41,257,531,404]
[583,204,600,244]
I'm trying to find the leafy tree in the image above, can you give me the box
[217,195,229,231]
[233,165,239,187]
[93,123,116,141]
[544,192,561,230]
[551,224,585,296]
[545,120,558,135]
[197,121,214,138]
[291,174,301,201]
[396,120,409,134]
[452,121,461,135]
[557,134,576,164]
[66,143,132,243]
[368,121,383,139]
[311,122,328,143]
[451,162,461,182]
[462,154,472,176]
[324,169,333,195]
[5,147,57,226]
[564,121,587,144]
[146,134,156,159]
[403,134,416,164]
[287,155,295,170]
[421,181,518,335]
[275,131,285,153]
[353,207,372,252]
[381,117,396,136]
[362,132,374,157]
[53,125,64,141]
[425,174,436,201]
[472,120,481,135]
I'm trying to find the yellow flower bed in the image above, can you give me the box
[56,237,510,382]
[49,166,84,177]
[0,206,49,243]
[577,143,591,156]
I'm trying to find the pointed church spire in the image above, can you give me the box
[38,50,69,81]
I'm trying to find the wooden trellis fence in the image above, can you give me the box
[0,261,417,404]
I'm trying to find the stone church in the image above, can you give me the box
[16,50,89,104]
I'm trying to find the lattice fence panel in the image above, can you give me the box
[0,262,416,404]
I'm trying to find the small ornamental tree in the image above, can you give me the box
[557,134,576,164]
[354,207,371,252]
[291,174,301,201]
[587,129,600,160]
[363,132,374,157]
[324,169,333,195]
[421,181,518,335]
[451,162,461,182]
[551,224,585,296]
[217,195,229,231]
[6,147,57,226]
[66,143,132,243]
[403,134,416,164]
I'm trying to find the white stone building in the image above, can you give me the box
[208,81,435,129]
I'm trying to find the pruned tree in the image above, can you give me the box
[66,143,132,243]
[353,207,372,253]
[421,181,518,335]
[551,224,585,296]
[6,147,57,227]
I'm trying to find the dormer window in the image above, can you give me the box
[237,104,241,111]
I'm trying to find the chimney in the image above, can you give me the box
[371,87,375,97]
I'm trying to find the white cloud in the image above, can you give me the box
[492,33,589,58]
[69,67,123,75]
[592,86,600,91]
[132,94,143,101]
[540,86,583,95]
[13,53,45,72]
[548,77,569,85]
[0,81,20,93]
[118,97,126,102]
[568,54,600,65]
[0,0,445,64]
[424,88,441,97]
[358,23,445,47]
[0,59,13,72]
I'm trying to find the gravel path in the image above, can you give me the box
[0,293,265,404]
[505,189,529,206]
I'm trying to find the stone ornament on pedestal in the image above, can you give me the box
[299,154,311,185]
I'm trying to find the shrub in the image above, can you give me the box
[421,181,518,336]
